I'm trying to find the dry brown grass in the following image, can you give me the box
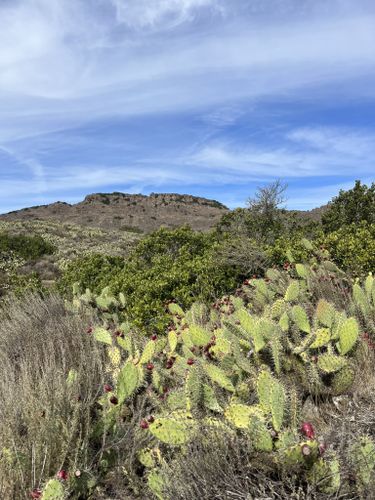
[0,293,106,499]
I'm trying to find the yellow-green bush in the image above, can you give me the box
[320,222,375,276]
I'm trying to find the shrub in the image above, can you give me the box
[57,254,126,297]
[322,180,375,233]
[0,232,55,260]
[320,222,375,276]
[109,227,245,332]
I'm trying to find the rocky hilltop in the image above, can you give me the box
[0,192,229,233]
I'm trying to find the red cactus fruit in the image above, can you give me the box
[187,358,195,366]
[146,362,154,371]
[57,469,68,481]
[300,421,315,439]
[86,326,93,334]
[140,419,149,429]
[151,334,157,341]
[30,490,42,499]
[109,395,118,405]
[104,384,113,393]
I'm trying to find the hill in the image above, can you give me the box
[0,192,229,233]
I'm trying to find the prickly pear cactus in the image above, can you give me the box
[41,479,65,500]
[349,436,375,488]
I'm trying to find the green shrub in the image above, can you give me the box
[320,222,375,276]
[0,232,55,260]
[322,180,375,233]
[57,254,126,297]
[109,227,244,332]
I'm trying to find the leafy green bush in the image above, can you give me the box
[320,222,375,276]
[266,234,320,266]
[59,227,245,333]
[57,254,126,297]
[0,232,55,260]
[322,180,375,233]
[109,227,244,332]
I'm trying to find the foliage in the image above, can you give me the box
[66,250,374,498]
[217,181,318,249]
[103,226,244,332]
[322,180,375,233]
[0,231,55,260]
[320,222,375,276]
[57,254,126,298]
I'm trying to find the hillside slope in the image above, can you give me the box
[0,193,228,233]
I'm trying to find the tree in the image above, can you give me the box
[322,180,375,233]
[217,180,289,244]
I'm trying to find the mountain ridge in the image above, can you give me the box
[0,191,327,233]
[0,192,229,233]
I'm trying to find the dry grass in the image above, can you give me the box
[0,294,105,499]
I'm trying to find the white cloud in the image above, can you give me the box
[183,126,375,178]
[111,0,222,29]
[0,0,375,211]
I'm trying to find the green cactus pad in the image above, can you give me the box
[204,364,235,392]
[168,302,185,316]
[257,369,274,412]
[140,340,156,364]
[147,470,165,500]
[291,305,310,333]
[224,403,264,429]
[310,328,331,348]
[237,310,266,352]
[317,354,347,374]
[337,317,359,355]
[284,281,300,302]
[308,456,341,494]
[117,361,139,404]
[168,330,178,353]
[248,415,273,451]
[189,325,211,347]
[279,312,289,332]
[353,283,369,315]
[295,263,309,279]
[138,448,157,468]
[212,337,232,355]
[41,479,64,500]
[149,414,194,445]
[270,380,285,432]
[315,299,336,328]
[93,327,112,345]
[349,436,375,487]
[203,384,222,412]
[331,365,355,395]
[270,299,285,319]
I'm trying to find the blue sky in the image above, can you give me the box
[0,0,374,213]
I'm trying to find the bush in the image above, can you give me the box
[322,180,375,233]
[320,222,375,276]
[0,232,55,260]
[57,254,126,297]
[108,227,244,332]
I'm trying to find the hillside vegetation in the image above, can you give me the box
[0,180,374,499]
